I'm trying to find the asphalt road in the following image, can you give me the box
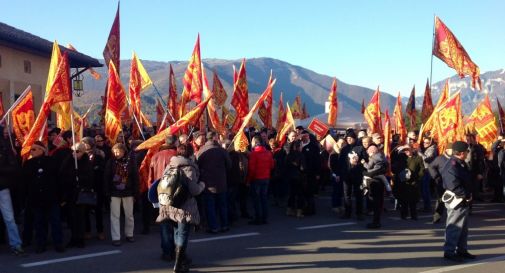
[1,194,504,273]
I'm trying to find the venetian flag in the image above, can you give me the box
[406,85,416,129]
[46,41,72,131]
[433,16,481,90]
[180,35,203,119]
[467,95,497,150]
[103,3,120,71]
[202,66,226,136]
[136,96,212,151]
[105,61,127,145]
[421,79,434,123]
[156,98,164,128]
[168,64,179,122]
[327,78,338,127]
[128,52,153,124]
[11,90,35,143]
[393,93,407,144]
[212,70,227,107]
[22,53,72,157]
[434,91,464,151]
[364,88,382,134]
[258,72,274,128]
[291,95,302,119]
[231,59,249,132]
[276,103,295,144]
[276,92,286,133]
[421,80,449,141]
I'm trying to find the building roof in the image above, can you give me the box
[0,22,103,68]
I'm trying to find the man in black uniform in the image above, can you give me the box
[441,141,476,262]
[428,143,452,224]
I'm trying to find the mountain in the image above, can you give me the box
[75,57,398,124]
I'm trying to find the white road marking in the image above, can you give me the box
[190,232,260,243]
[296,222,356,230]
[20,250,122,268]
[419,254,505,273]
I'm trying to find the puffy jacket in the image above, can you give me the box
[247,145,274,183]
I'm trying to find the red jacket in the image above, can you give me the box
[247,145,274,183]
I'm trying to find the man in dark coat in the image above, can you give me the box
[196,131,232,233]
[300,131,321,215]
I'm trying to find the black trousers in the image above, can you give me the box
[67,203,86,244]
[369,180,385,224]
[343,180,363,216]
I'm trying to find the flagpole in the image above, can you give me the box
[5,115,16,155]
[0,85,31,124]
[429,14,436,88]
[123,93,146,140]
[152,84,176,123]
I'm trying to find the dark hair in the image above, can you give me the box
[177,143,192,158]
[289,140,302,153]
[62,130,73,141]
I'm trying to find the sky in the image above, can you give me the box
[1,0,504,97]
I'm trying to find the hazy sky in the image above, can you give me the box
[1,0,503,96]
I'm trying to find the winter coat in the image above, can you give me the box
[363,152,388,177]
[196,141,231,193]
[88,149,106,194]
[59,155,94,203]
[22,156,61,207]
[0,138,21,191]
[301,140,321,175]
[157,155,204,224]
[405,155,425,186]
[104,155,139,198]
[247,145,274,183]
[148,147,177,185]
[227,151,248,188]
[419,144,439,168]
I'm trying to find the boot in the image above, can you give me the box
[286,208,295,216]
[296,209,304,218]
[173,246,190,273]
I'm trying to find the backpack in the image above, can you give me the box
[157,165,191,209]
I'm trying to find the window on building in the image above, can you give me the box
[24,60,31,74]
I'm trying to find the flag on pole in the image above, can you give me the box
[327,78,338,127]
[258,72,273,128]
[105,61,127,145]
[496,98,505,135]
[393,93,407,144]
[421,79,434,122]
[212,70,227,107]
[180,34,203,118]
[276,103,295,144]
[22,53,72,157]
[291,95,302,119]
[433,16,481,90]
[11,90,35,143]
[467,95,497,150]
[276,92,286,133]
[231,59,249,132]
[168,64,179,122]
[129,52,153,127]
[406,85,416,129]
[103,3,120,72]
[434,91,464,151]
[364,88,382,134]
[420,80,449,141]
[361,98,365,114]
[156,98,164,128]
[202,66,226,136]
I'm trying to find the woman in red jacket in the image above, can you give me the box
[247,135,274,225]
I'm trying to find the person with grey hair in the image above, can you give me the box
[362,144,389,229]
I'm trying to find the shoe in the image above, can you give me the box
[112,240,121,246]
[97,233,106,241]
[35,246,46,254]
[54,245,65,253]
[366,223,381,229]
[296,209,304,218]
[286,208,295,216]
[206,229,219,234]
[340,214,351,220]
[356,215,364,221]
[174,246,190,273]
[411,216,418,221]
[220,227,230,232]
[84,232,92,240]
[66,241,77,248]
[11,246,25,256]
[248,220,262,225]
[76,242,85,248]
[457,251,476,259]
[161,253,175,262]
[444,252,464,262]
[241,213,252,219]
[126,236,135,243]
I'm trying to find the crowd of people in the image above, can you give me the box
[0,122,504,271]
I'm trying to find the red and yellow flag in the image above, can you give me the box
[168,64,178,123]
[361,98,366,114]
[276,103,295,144]
[156,98,165,128]
[291,95,302,119]
[103,3,120,72]
[301,103,309,119]
[202,66,226,136]
[406,85,416,129]
[231,59,249,132]
[393,93,407,144]
[22,53,72,157]
[212,70,227,107]
[467,95,497,150]
[11,90,35,143]
[364,88,382,134]
[434,91,464,151]
[180,35,203,118]
[136,96,212,151]
[327,78,338,127]
[496,98,505,135]
[384,110,391,157]
[105,61,127,145]
[129,52,153,126]
[421,79,434,123]
[421,80,449,141]
[258,72,274,128]
[433,16,481,90]
[276,92,286,133]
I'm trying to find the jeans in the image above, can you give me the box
[204,191,228,231]
[33,204,63,247]
[250,179,269,222]
[174,222,190,248]
[421,172,432,210]
[160,221,175,255]
[0,189,22,248]
[444,203,469,254]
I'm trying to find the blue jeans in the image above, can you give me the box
[204,191,228,231]
[33,204,63,247]
[174,222,190,248]
[250,179,269,221]
[160,221,175,256]
[0,189,22,248]
[422,172,432,210]
[331,176,343,208]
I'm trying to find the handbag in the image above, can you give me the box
[76,189,97,206]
